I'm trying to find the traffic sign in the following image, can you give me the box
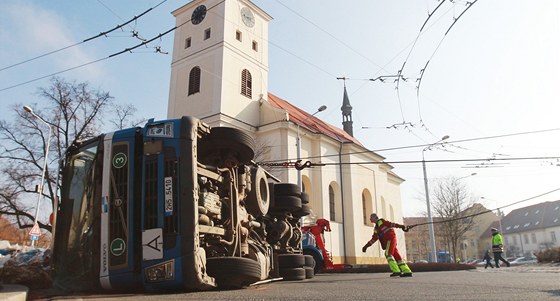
[29,223,41,236]
[31,235,39,241]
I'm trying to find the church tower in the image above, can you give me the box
[167,0,272,130]
[341,84,353,136]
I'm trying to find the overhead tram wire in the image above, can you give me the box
[272,0,386,72]
[0,0,167,72]
[0,1,223,93]
[415,0,479,126]
[394,2,454,131]
[407,187,560,229]
[257,127,560,165]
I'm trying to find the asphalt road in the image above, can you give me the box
[33,265,560,301]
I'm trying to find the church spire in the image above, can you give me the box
[340,80,353,136]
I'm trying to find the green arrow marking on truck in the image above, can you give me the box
[110,238,126,256]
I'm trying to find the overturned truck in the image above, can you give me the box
[52,116,312,292]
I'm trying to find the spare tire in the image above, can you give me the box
[245,167,270,217]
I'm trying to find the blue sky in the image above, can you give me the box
[1,0,560,217]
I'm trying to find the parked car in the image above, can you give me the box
[510,256,537,265]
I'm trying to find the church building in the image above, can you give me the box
[166,0,406,264]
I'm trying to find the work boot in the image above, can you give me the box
[400,272,413,277]
[390,272,401,277]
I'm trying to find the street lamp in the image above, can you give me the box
[23,105,53,247]
[458,172,477,180]
[481,197,503,233]
[296,105,327,192]
[422,135,449,262]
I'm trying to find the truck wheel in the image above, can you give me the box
[206,257,261,289]
[245,167,270,217]
[304,254,315,268]
[300,192,309,204]
[198,127,255,165]
[273,183,300,197]
[293,204,311,218]
[304,250,323,275]
[304,267,314,279]
[277,254,305,268]
[271,196,301,212]
[279,267,306,281]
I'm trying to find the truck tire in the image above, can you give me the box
[300,192,309,204]
[245,167,270,217]
[303,250,323,275]
[273,183,300,197]
[277,254,305,268]
[293,204,311,218]
[304,267,314,279]
[198,127,255,165]
[304,254,315,268]
[206,257,261,289]
[279,267,306,281]
[271,196,301,212]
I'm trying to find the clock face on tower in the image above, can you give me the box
[191,5,207,25]
[240,7,255,28]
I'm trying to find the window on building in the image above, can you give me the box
[241,69,252,98]
[329,185,335,222]
[236,30,242,41]
[204,28,211,40]
[524,234,529,244]
[513,235,518,245]
[551,231,557,242]
[252,40,258,51]
[185,37,192,49]
[361,189,373,226]
[531,233,537,244]
[188,66,201,95]
[362,196,367,225]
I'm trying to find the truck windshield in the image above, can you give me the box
[55,140,99,290]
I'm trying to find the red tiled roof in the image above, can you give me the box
[267,93,364,147]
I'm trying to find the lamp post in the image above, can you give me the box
[422,135,449,262]
[296,105,326,192]
[24,105,52,247]
[481,197,503,233]
[458,172,477,180]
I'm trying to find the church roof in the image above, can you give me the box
[267,93,363,147]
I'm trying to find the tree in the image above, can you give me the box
[0,77,139,234]
[430,176,483,262]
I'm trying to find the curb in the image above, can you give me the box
[0,284,28,301]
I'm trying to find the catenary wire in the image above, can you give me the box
[0,0,167,72]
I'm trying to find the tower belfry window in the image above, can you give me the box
[188,66,201,95]
[241,69,252,98]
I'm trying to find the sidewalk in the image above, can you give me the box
[474,262,560,273]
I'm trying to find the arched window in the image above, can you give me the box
[362,189,373,226]
[329,185,336,221]
[188,66,201,95]
[241,69,252,98]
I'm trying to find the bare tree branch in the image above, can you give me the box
[0,76,139,234]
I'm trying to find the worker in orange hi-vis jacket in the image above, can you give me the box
[362,213,413,277]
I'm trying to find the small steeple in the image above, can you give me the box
[341,82,353,136]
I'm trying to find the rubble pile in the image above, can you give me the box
[0,241,52,289]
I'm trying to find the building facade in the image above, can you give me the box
[404,204,500,262]
[166,0,407,264]
[497,200,560,258]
